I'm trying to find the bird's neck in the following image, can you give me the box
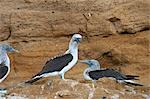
[90,65,100,70]
[67,43,78,55]
[84,68,90,75]
[83,68,92,80]
[84,66,100,75]
[0,53,10,67]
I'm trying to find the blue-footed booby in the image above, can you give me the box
[80,60,143,86]
[25,34,82,84]
[0,44,18,83]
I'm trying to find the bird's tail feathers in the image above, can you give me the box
[126,75,139,80]
[25,76,43,84]
[5,76,43,90]
[124,80,143,86]
[126,75,139,78]
[126,77,139,80]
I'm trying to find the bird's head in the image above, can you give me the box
[68,34,82,51]
[80,59,100,69]
[0,44,19,53]
[71,34,82,44]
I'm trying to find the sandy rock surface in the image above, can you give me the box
[0,0,150,98]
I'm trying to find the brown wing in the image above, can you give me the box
[33,53,73,78]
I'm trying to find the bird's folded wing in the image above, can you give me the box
[33,53,73,78]
[89,69,127,80]
[0,66,8,79]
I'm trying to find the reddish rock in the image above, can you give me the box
[0,0,149,98]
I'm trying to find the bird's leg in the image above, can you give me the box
[60,73,65,80]
[0,87,7,94]
[92,83,94,89]
[47,80,53,86]
[92,80,97,89]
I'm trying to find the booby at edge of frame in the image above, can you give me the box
[0,44,19,93]
[0,44,19,83]
[25,33,82,84]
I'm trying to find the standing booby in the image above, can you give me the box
[80,59,143,86]
[25,34,82,84]
[0,44,18,83]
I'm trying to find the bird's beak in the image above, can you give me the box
[80,60,89,64]
[75,38,82,43]
[11,48,19,53]
[14,49,19,53]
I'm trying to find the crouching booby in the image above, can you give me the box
[25,34,82,84]
[0,44,18,83]
[80,60,143,86]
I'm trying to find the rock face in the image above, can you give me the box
[0,0,149,98]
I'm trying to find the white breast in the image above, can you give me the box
[83,68,93,80]
[0,53,10,67]
[59,49,78,75]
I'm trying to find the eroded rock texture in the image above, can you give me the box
[0,0,149,98]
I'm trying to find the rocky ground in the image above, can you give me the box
[0,0,150,98]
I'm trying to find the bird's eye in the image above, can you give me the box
[5,47,9,50]
[89,62,93,65]
[74,38,81,43]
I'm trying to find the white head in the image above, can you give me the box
[80,59,101,70]
[0,44,19,53]
[69,34,82,50]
